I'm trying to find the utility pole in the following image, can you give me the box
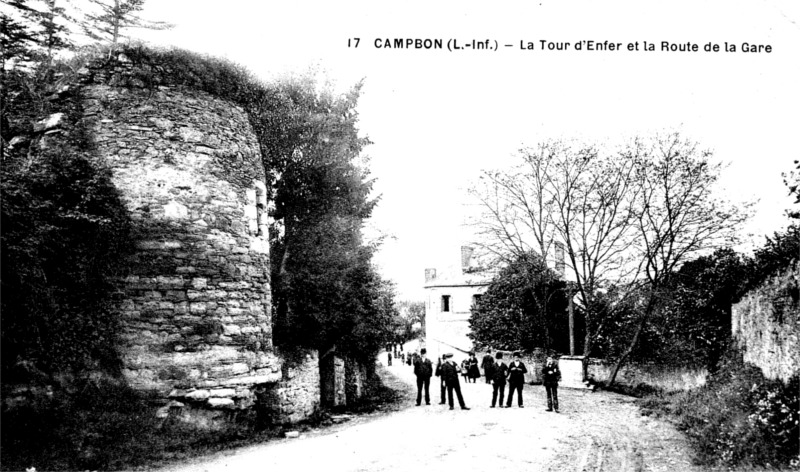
[568,283,575,355]
[555,241,575,355]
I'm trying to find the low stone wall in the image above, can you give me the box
[473,349,706,391]
[732,263,799,383]
[587,360,707,391]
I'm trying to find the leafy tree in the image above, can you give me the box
[80,0,172,44]
[1,4,39,66]
[394,300,424,342]
[265,72,395,362]
[468,252,569,352]
[1,128,133,379]
[642,248,750,370]
[1,0,74,63]
[748,224,800,289]
[783,159,799,219]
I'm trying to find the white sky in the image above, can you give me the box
[129,0,800,300]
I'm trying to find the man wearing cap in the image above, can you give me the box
[413,348,433,406]
[440,353,470,410]
[505,351,528,408]
[542,356,562,412]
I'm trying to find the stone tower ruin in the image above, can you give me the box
[80,56,282,422]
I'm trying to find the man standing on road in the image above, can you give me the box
[506,351,527,408]
[413,348,433,406]
[440,353,470,410]
[481,349,495,384]
[542,356,561,412]
[435,355,447,404]
[490,351,508,408]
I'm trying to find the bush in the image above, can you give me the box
[0,377,274,471]
[1,102,133,379]
[641,348,800,469]
[468,252,569,352]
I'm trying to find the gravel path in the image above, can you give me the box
[157,358,703,472]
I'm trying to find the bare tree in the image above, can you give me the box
[606,133,748,384]
[546,142,641,366]
[471,134,746,383]
[470,140,640,357]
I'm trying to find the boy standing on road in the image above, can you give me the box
[542,356,561,412]
[505,351,528,408]
[441,353,470,410]
[413,348,433,406]
[490,351,508,408]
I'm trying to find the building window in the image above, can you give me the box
[472,294,482,306]
[441,295,451,312]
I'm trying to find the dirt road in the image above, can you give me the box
[157,359,703,472]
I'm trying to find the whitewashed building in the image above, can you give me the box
[423,246,492,359]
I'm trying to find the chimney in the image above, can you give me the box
[555,241,565,276]
[461,246,474,272]
[425,268,437,283]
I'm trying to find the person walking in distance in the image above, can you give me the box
[542,356,562,412]
[481,349,495,384]
[440,353,470,410]
[505,351,528,408]
[435,355,446,404]
[490,351,508,408]
[413,348,433,406]
[466,352,481,383]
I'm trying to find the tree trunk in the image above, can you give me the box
[568,285,575,355]
[606,315,646,386]
[582,326,593,379]
[607,294,656,386]
[112,0,120,44]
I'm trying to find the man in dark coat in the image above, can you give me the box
[440,353,470,410]
[413,348,433,406]
[542,356,562,412]
[490,351,508,408]
[435,355,446,404]
[505,351,528,408]
[481,349,495,384]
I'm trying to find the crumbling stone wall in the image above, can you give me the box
[257,350,320,424]
[79,58,281,417]
[345,358,368,401]
[320,351,369,407]
[320,353,347,407]
[732,263,799,382]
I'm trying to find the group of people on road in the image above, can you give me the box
[407,348,562,413]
